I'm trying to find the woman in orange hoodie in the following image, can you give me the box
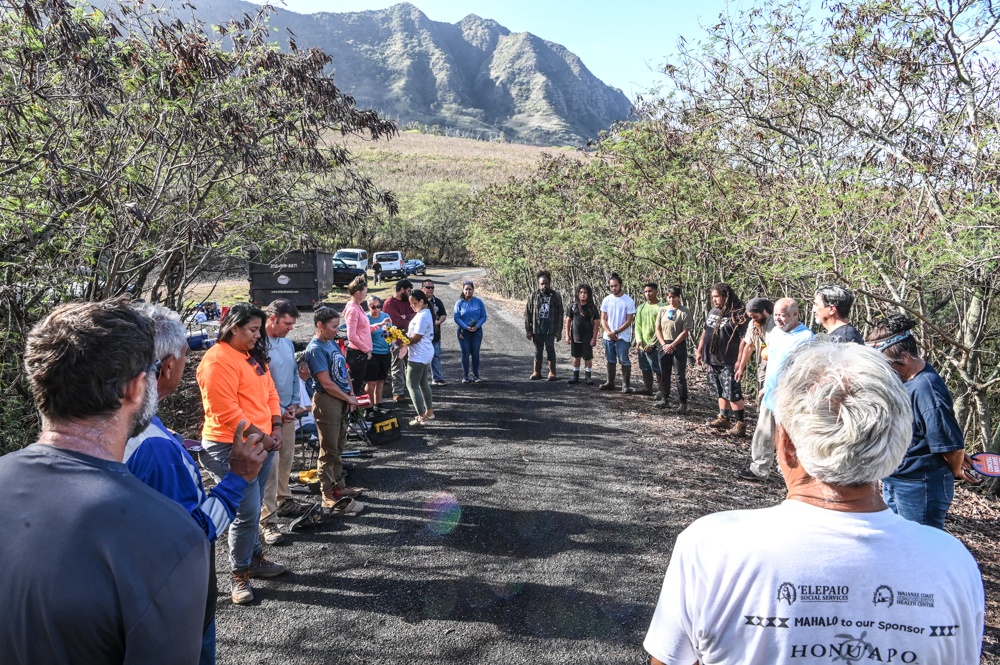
[196,303,286,606]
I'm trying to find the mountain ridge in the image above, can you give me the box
[197,0,632,146]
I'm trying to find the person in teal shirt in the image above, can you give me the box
[365,296,393,408]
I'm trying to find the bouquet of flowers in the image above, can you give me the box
[382,324,410,346]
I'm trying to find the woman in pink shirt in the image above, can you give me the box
[343,276,373,396]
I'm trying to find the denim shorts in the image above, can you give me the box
[603,338,631,366]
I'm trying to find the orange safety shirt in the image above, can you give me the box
[197,341,280,443]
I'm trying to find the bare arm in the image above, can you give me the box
[943,449,979,484]
[696,330,707,366]
[314,370,358,407]
[734,340,751,381]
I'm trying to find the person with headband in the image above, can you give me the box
[867,313,978,528]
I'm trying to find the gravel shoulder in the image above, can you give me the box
[164,268,1000,664]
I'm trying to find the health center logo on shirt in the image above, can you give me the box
[873,585,894,608]
[778,582,797,605]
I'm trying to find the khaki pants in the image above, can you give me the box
[749,407,776,478]
[314,392,349,493]
[260,419,296,524]
[390,345,408,397]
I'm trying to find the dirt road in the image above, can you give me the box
[211,268,1000,664]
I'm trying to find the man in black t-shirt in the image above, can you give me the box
[423,279,449,385]
[813,284,864,344]
[696,284,750,437]
[0,300,210,665]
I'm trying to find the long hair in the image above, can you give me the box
[708,282,746,357]
[219,303,269,368]
[575,283,599,320]
[866,313,919,364]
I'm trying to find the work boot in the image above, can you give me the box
[638,370,654,396]
[599,364,617,390]
[586,372,594,386]
[567,369,580,384]
[547,360,558,381]
[529,361,542,380]
[621,366,633,394]
[676,400,688,415]
[706,414,732,430]
[725,421,747,438]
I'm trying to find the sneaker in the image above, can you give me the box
[260,522,285,546]
[323,495,364,516]
[275,499,312,518]
[653,397,671,409]
[462,376,472,383]
[473,376,482,383]
[706,415,732,430]
[249,553,286,578]
[432,379,447,386]
[737,466,766,482]
[231,571,253,605]
[725,421,747,438]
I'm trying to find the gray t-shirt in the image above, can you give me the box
[0,445,210,665]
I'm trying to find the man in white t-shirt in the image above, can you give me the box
[645,342,984,665]
[599,272,637,393]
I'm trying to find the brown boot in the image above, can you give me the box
[706,414,732,430]
[529,361,542,380]
[547,360,558,381]
[725,421,747,437]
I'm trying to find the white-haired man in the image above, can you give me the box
[645,342,984,664]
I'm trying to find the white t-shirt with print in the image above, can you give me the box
[600,293,637,342]
[296,378,315,429]
[407,308,435,364]
[644,500,984,665]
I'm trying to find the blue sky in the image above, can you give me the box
[265,0,742,98]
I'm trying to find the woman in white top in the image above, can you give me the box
[405,289,435,425]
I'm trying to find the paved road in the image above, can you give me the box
[214,269,690,664]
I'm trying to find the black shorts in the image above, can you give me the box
[707,364,743,402]
[570,341,593,361]
[365,352,391,382]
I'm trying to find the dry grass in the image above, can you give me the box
[336,131,587,197]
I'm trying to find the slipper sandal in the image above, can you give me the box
[327,496,364,517]
[409,417,425,426]
[287,502,324,531]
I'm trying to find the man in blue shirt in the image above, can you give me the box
[738,298,813,481]
[260,299,303,546]
[305,307,365,512]
[124,303,267,660]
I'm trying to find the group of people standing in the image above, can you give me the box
[524,271,692,411]
[525,272,977,531]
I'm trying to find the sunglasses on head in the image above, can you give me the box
[246,356,266,376]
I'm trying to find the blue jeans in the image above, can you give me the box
[637,346,660,374]
[458,328,483,378]
[603,338,631,366]
[882,468,954,530]
[201,442,275,571]
[199,617,216,665]
[431,338,443,381]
